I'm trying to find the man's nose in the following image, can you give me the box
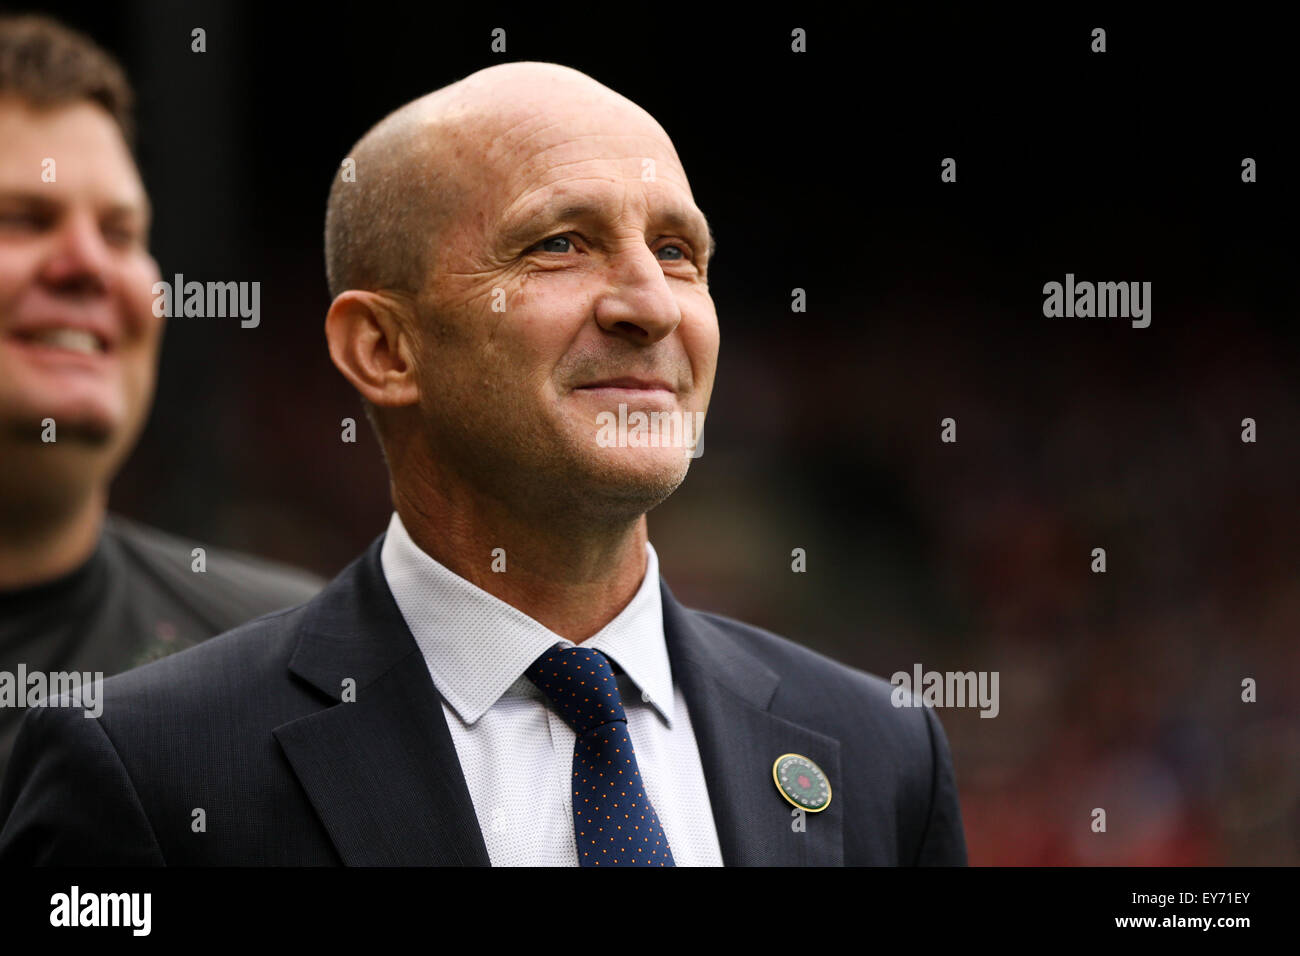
[39,210,113,297]
[592,244,682,344]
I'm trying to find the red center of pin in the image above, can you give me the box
[797,774,810,789]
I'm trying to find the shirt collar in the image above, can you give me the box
[379,511,674,727]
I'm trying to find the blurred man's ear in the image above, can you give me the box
[324,291,422,410]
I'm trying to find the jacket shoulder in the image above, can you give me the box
[105,514,325,627]
[94,603,311,720]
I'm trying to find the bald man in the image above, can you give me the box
[0,62,967,865]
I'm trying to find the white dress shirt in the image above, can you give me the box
[379,511,723,866]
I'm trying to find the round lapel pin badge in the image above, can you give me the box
[772,753,831,812]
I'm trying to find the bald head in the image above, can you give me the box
[322,89,459,300]
[323,61,683,301]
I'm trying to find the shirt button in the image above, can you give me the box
[641,691,651,703]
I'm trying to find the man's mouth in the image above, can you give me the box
[574,377,674,393]
[13,327,110,355]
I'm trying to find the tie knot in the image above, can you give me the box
[525,643,626,735]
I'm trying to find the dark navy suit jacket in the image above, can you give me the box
[0,535,968,865]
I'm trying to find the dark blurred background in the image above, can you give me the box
[21,3,1298,864]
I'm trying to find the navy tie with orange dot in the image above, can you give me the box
[525,643,675,867]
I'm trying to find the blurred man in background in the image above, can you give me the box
[0,14,323,780]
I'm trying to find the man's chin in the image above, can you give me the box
[570,447,693,512]
[1,406,116,446]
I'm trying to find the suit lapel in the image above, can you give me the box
[661,580,844,865]
[273,537,490,865]
[270,535,842,866]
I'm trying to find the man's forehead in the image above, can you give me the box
[459,122,702,236]
[371,65,712,251]
[0,100,146,205]
[429,76,681,175]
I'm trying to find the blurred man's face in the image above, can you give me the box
[0,97,161,454]
[412,89,719,520]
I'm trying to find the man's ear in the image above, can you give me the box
[324,291,422,409]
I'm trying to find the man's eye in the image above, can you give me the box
[102,225,139,247]
[0,211,47,230]
[532,234,573,254]
[530,236,692,260]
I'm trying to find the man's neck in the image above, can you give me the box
[392,480,650,643]
[0,483,106,591]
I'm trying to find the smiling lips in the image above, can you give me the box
[7,311,117,360]
[13,327,108,355]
